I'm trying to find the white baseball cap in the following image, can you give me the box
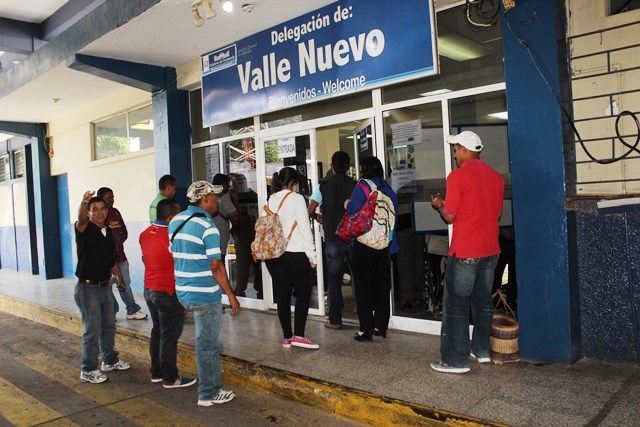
[446,131,484,152]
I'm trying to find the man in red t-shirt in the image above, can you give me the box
[140,199,196,388]
[430,131,504,374]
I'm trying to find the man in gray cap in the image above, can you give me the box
[430,131,504,374]
[169,180,240,405]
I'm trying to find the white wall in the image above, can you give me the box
[567,1,640,195]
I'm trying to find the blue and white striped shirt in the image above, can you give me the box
[169,205,222,304]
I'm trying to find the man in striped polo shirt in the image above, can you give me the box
[169,181,241,406]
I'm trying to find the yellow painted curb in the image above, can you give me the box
[0,294,509,427]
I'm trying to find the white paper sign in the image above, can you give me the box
[391,119,422,147]
[277,137,296,158]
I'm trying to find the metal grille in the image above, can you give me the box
[13,149,24,178]
[0,154,8,182]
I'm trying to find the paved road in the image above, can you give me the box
[0,311,361,426]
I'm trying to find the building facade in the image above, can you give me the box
[0,0,639,364]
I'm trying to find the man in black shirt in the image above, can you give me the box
[74,191,131,383]
[317,151,356,329]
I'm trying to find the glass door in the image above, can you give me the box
[192,136,264,310]
[259,130,325,315]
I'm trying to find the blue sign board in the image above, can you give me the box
[201,0,437,127]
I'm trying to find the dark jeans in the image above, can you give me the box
[440,255,499,368]
[324,239,352,325]
[144,288,185,383]
[352,241,392,333]
[266,252,313,338]
[74,282,119,372]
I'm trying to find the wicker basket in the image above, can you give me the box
[490,290,520,364]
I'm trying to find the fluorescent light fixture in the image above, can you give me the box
[438,33,492,61]
[220,0,233,13]
[419,88,452,97]
[488,111,508,120]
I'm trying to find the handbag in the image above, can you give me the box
[335,181,377,244]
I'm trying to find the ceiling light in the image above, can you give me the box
[220,0,233,13]
[12,60,20,65]
[488,111,508,120]
[202,0,217,18]
[437,33,492,61]
[191,3,204,27]
[0,51,5,57]
[419,89,452,97]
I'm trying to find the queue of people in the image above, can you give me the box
[71,131,503,408]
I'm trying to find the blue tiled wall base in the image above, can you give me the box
[575,200,640,363]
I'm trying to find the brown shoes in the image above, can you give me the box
[324,321,343,330]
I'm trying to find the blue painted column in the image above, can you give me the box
[152,68,192,209]
[502,0,580,363]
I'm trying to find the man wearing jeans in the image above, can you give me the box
[315,151,355,329]
[74,191,131,383]
[430,131,504,374]
[140,199,195,389]
[169,180,241,406]
[97,187,147,320]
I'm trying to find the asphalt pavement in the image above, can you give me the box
[0,269,639,426]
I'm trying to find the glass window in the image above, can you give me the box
[93,104,153,160]
[609,0,640,15]
[190,89,254,143]
[261,91,372,130]
[384,102,446,321]
[383,5,504,104]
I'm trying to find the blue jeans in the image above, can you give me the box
[144,289,185,383]
[74,282,119,371]
[179,300,223,401]
[440,255,499,368]
[113,260,142,315]
[324,239,352,325]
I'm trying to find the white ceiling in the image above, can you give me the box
[0,0,68,23]
[0,0,336,124]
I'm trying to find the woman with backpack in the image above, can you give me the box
[345,157,399,341]
[264,167,319,349]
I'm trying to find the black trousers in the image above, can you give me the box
[266,252,313,339]
[352,241,392,333]
[144,288,185,383]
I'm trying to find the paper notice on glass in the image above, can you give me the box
[391,169,417,192]
[391,119,422,147]
[277,137,296,158]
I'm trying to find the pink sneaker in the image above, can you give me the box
[282,338,292,348]
[291,336,319,349]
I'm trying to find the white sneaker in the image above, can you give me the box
[80,370,108,383]
[470,353,491,364]
[127,311,148,320]
[101,360,131,371]
[197,389,236,406]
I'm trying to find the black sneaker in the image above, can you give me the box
[163,377,197,389]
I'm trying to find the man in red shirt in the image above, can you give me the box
[430,131,504,374]
[140,199,196,388]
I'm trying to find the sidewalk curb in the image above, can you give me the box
[0,294,508,427]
